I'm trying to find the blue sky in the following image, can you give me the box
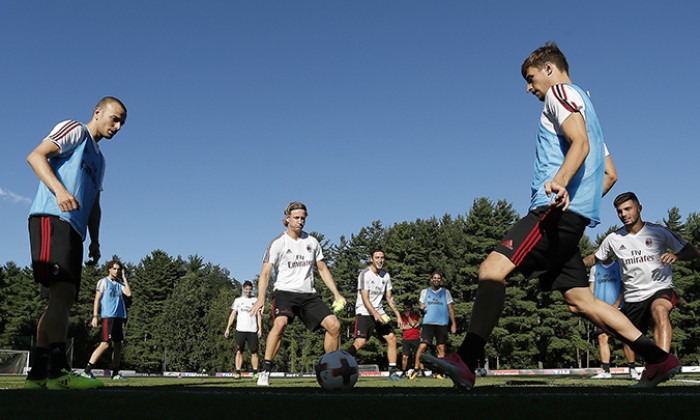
[2,1,699,282]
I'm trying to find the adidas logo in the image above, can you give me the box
[286,249,293,254]
[619,245,626,251]
[501,239,514,250]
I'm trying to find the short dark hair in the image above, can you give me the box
[242,280,254,288]
[370,248,385,258]
[431,271,442,278]
[96,96,127,122]
[521,42,570,79]
[107,258,122,270]
[613,192,640,208]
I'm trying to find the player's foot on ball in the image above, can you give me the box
[631,353,681,388]
[420,353,475,391]
[257,371,270,386]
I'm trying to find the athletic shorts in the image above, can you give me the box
[622,288,677,334]
[353,315,394,340]
[420,324,449,346]
[101,318,125,342]
[402,339,420,356]
[271,290,333,332]
[235,331,259,353]
[494,206,589,291]
[29,215,83,294]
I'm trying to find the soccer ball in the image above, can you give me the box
[315,350,359,391]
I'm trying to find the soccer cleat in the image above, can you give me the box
[47,369,105,390]
[24,377,47,390]
[234,372,242,379]
[111,374,128,381]
[421,353,475,391]
[631,354,682,388]
[435,373,446,380]
[408,369,418,380]
[388,371,404,381]
[591,371,612,379]
[257,371,270,386]
[253,373,259,380]
[81,371,96,380]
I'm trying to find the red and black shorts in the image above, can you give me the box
[235,331,259,353]
[352,315,394,340]
[622,288,678,334]
[101,317,125,342]
[494,206,590,291]
[271,290,334,332]
[29,215,83,293]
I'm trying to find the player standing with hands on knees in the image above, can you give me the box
[585,192,700,365]
[422,43,682,390]
[82,258,132,381]
[250,202,346,386]
[25,97,127,390]
[346,249,405,381]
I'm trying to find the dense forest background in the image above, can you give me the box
[2,198,699,373]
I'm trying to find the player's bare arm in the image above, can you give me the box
[448,303,457,334]
[91,290,103,328]
[27,140,80,212]
[385,290,403,328]
[602,154,618,197]
[546,112,590,210]
[121,268,132,297]
[316,260,344,302]
[360,289,381,322]
[86,193,102,265]
[251,263,273,315]
[224,309,237,338]
[583,253,598,268]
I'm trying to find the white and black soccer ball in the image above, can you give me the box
[315,350,359,391]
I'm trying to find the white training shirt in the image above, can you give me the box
[231,296,259,333]
[595,222,687,302]
[263,231,323,293]
[355,267,392,316]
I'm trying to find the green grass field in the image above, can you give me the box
[2,374,700,419]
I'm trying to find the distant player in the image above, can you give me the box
[225,280,262,379]
[587,192,700,367]
[346,249,404,381]
[250,202,345,386]
[25,97,127,390]
[411,272,456,380]
[400,302,421,377]
[83,258,132,381]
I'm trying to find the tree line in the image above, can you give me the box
[2,198,699,373]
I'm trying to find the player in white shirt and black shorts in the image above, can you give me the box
[250,202,346,386]
[225,280,262,379]
[587,192,700,355]
[346,249,404,380]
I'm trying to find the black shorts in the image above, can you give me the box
[29,215,83,293]
[420,324,449,345]
[494,206,589,291]
[271,290,333,332]
[622,288,677,334]
[235,331,259,353]
[353,315,394,340]
[101,318,125,342]
[402,339,420,356]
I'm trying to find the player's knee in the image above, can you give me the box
[323,315,341,335]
